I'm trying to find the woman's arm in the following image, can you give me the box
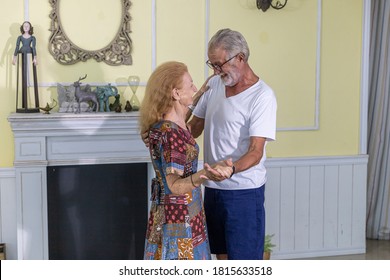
[166,159,233,195]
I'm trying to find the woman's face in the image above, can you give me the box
[23,22,31,33]
[177,72,197,107]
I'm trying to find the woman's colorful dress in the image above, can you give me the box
[143,120,211,260]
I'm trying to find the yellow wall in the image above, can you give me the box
[0,0,364,167]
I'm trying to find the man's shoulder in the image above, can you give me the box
[257,80,276,98]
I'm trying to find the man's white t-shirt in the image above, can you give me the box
[193,76,277,190]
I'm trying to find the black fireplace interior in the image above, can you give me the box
[47,163,148,260]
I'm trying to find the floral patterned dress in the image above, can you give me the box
[143,120,211,260]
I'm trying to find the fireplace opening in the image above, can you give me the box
[47,163,148,260]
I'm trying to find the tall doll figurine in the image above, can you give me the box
[12,21,39,113]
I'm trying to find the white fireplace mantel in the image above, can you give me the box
[8,112,151,259]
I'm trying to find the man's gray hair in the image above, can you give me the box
[208,28,250,62]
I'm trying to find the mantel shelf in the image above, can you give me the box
[8,112,142,137]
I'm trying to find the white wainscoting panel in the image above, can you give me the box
[265,155,368,259]
[15,167,48,260]
[0,155,368,259]
[0,168,17,260]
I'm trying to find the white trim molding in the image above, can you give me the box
[360,0,371,154]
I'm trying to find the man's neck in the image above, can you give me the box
[226,68,259,96]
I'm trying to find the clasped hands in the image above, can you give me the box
[141,132,234,181]
[201,159,234,181]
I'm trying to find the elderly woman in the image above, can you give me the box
[139,61,232,260]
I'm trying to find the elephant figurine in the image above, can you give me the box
[96,84,119,112]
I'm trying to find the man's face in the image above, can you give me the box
[207,48,241,87]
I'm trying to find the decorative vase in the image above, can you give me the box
[128,75,140,111]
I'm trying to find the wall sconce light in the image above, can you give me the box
[257,0,288,12]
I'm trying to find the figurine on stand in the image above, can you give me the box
[12,21,39,113]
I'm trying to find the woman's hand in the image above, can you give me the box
[141,130,150,148]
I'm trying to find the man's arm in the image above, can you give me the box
[185,85,209,123]
[185,74,215,123]
[187,115,205,139]
[233,136,266,174]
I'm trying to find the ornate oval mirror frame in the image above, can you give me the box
[48,0,133,66]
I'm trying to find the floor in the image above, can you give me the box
[302,239,390,260]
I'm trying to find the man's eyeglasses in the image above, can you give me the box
[206,53,240,72]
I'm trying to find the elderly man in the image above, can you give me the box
[188,28,277,260]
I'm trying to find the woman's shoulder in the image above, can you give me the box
[151,120,179,130]
[149,120,182,144]
[150,120,181,136]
